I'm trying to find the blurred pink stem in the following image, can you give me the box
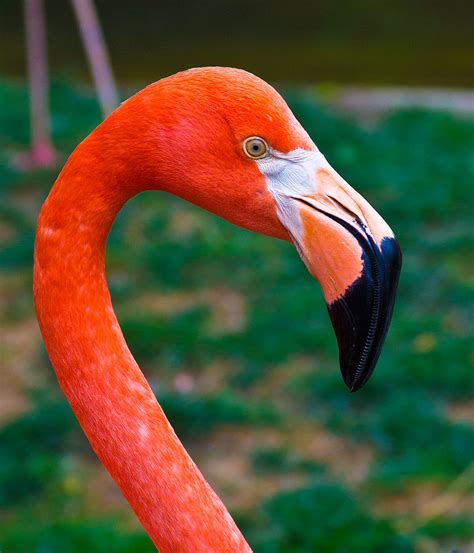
[71,0,119,117]
[23,0,57,168]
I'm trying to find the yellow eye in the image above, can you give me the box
[243,137,269,159]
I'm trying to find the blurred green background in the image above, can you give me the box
[1,1,473,552]
[1,0,473,86]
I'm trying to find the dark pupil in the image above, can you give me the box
[252,142,261,152]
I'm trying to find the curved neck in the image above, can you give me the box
[33,128,251,552]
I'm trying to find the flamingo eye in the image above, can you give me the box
[243,137,269,159]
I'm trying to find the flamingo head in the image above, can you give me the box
[130,67,402,391]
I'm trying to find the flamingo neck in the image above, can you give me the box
[33,131,251,552]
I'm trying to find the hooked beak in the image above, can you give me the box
[278,159,401,391]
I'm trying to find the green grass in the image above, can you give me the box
[1,517,153,553]
[1,78,472,551]
[244,482,415,553]
[250,446,325,476]
[0,400,76,507]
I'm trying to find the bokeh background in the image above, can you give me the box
[1,1,473,552]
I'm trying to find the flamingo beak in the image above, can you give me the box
[281,162,402,391]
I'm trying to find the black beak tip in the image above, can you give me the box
[340,355,375,393]
[344,365,374,393]
[328,236,402,393]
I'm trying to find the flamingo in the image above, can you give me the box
[34,67,401,552]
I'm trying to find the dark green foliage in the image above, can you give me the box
[0,400,76,506]
[158,390,279,439]
[120,308,210,369]
[0,79,100,152]
[251,447,325,475]
[0,518,153,553]
[0,203,35,269]
[246,482,415,552]
[330,394,473,489]
[290,367,474,488]
[417,516,474,540]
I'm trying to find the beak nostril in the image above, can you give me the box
[326,194,356,218]
[326,194,369,234]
